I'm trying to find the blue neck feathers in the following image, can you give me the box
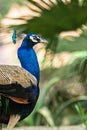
[17,38,40,84]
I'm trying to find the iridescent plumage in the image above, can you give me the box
[12,30,16,44]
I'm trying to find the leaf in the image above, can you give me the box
[38,106,55,126]
[54,96,87,120]
[75,103,87,129]
[36,77,59,109]
[11,0,87,52]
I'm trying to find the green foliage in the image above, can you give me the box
[37,107,54,126]
[75,103,87,130]
[57,36,87,52]
[55,96,87,120]
[11,0,87,52]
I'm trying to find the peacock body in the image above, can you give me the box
[0,33,46,130]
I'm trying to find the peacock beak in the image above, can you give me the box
[40,38,48,43]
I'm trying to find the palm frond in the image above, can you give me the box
[10,0,87,52]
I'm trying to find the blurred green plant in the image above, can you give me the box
[75,103,87,130]
[11,0,87,52]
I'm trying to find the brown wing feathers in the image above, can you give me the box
[0,65,37,87]
[0,65,37,104]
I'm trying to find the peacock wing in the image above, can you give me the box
[0,65,37,87]
[0,65,38,104]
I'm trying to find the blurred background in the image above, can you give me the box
[1,0,87,128]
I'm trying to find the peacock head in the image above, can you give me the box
[12,31,47,47]
[24,33,47,47]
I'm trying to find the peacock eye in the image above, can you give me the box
[33,37,37,40]
[29,35,40,43]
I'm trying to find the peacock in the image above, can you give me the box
[0,32,47,130]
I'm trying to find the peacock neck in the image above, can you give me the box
[17,39,40,84]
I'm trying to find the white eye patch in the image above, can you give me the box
[30,35,40,43]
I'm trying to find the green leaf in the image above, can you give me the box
[36,77,59,109]
[75,103,87,129]
[11,0,87,52]
[38,107,55,126]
